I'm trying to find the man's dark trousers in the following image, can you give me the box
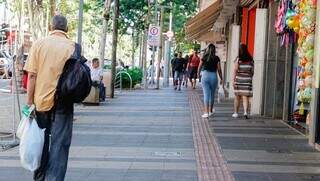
[34,100,73,181]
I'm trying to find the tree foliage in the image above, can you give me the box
[3,0,197,60]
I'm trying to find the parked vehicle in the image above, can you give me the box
[0,51,12,78]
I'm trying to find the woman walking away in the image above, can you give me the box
[198,44,224,118]
[232,44,254,119]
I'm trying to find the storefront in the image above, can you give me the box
[274,0,317,135]
[238,0,269,114]
[185,0,238,91]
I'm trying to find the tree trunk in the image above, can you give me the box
[27,0,44,41]
[143,0,151,89]
[110,0,119,98]
[46,0,56,34]
[143,29,148,89]
[49,0,56,17]
[99,19,108,68]
[131,29,135,68]
[138,33,143,68]
[99,0,112,68]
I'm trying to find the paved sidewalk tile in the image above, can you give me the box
[0,88,197,181]
[194,89,320,181]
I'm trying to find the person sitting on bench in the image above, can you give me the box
[90,58,105,102]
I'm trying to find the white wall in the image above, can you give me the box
[227,25,240,98]
[251,9,268,115]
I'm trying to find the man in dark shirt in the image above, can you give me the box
[171,53,178,87]
[172,52,185,91]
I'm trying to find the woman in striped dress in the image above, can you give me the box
[232,44,254,119]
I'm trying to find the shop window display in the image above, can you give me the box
[275,0,317,132]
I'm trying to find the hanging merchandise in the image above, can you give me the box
[295,0,317,116]
[275,0,317,128]
[275,0,298,46]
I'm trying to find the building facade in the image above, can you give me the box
[187,0,320,149]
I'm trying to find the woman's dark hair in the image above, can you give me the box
[203,43,216,61]
[239,44,253,62]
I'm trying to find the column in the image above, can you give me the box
[309,0,320,146]
[251,8,268,115]
[227,25,240,98]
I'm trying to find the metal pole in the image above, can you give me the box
[156,7,164,89]
[151,46,155,85]
[164,3,173,87]
[163,40,169,87]
[77,0,84,45]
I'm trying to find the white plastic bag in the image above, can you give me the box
[19,118,45,171]
[17,105,35,139]
[16,115,29,139]
[218,85,225,103]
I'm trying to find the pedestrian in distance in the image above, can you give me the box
[188,50,200,89]
[172,52,185,91]
[171,53,178,87]
[183,55,190,88]
[232,44,254,119]
[24,15,76,181]
[197,44,224,118]
[148,60,155,85]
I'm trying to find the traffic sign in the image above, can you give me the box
[165,31,174,39]
[148,25,160,47]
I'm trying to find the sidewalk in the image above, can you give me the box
[0,88,198,181]
[0,87,319,181]
[194,89,320,181]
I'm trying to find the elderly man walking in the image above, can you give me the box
[24,15,75,181]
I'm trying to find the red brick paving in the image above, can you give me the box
[189,91,235,181]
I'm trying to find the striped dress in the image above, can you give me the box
[234,60,254,97]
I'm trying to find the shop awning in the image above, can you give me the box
[185,0,238,41]
[240,0,258,7]
[197,31,225,42]
[185,0,223,41]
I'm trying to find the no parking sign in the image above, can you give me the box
[148,25,160,47]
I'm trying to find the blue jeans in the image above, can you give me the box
[34,100,73,181]
[201,71,218,108]
[93,81,106,101]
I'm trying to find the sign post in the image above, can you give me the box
[148,25,160,47]
[148,25,160,85]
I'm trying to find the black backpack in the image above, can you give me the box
[56,43,92,103]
